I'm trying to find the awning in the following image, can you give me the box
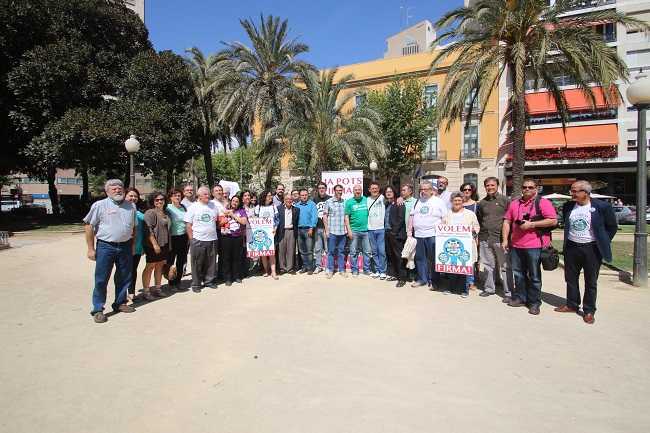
[525,124,618,149]
[526,87,618,115]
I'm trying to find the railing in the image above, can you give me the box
[422,150,447,161]
[565,0,616,12]
[461,148,481,159]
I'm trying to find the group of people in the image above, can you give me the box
[84,175,617,326]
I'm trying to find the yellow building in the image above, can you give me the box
[280,21,502,192]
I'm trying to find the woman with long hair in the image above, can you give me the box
[383,185,408,287]
[460,182,479,213]
[218,195,249,286]
[166,188,188,290]
[240,190,255,279]
[142,191,171,300]
[125,187,145,302]
[255,190,279,279]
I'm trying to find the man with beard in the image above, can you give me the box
[83,179,136,323]
[313,182,331,273]
[272,183,285,208]
[437,176,452,208]
[181,184,195,209]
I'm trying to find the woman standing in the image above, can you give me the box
[125,187,145,302]
[442,192,480,298]
[166,188,188,290]
[460,182,479,213]
[142,191,171,300]
[240,190,256,279]
[218,195,249,286]
[383,186,407,287]
[255,190,279,279]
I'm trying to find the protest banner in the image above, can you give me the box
[434,224,474,275]
[246,217,275,258]
[321,170,363,199]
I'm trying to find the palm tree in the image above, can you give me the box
[216,15,313,188]
[267,68,385,180]
[430,0,648,196]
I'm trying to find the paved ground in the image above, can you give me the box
[1,233,649,433]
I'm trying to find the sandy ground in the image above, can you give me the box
[1,233,649,433]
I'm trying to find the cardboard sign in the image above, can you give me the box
[246,217,275,258]
[435,224,474,275]
[321,170,364,199]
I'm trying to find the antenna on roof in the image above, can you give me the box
[399,1,415,29]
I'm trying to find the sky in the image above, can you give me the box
[146,0,463,69]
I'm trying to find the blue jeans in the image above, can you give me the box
[368,229,386,274]
[314,227,327,270]
[349,231,371,273]
[415,236,439,286]
[297,228,314,271]
[327,234,347,273]
[92,240,132,314]
[510,247,543,307]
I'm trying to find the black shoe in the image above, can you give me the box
[528,305,541,315]
[307,270,313,275]
[479,291,494,297]
[93,311,107,323]
[205,284,218,289]
[191,286,201,293]
[502,296,512,304]
[396,280,406,287]
[234,279,242,284]
[508,298,527,307]
[225,281,232,286]
[297,269,307,274]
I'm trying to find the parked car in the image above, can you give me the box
[614,206,635,224]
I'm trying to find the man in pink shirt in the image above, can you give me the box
[502,179,557,315]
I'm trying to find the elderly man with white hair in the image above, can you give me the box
[407,180,448,288]
[554,180,617,324]
[184,186,221,292]
[83,179,136,323]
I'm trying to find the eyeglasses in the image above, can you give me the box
[522,186,536,190]
[154,198,165,202]
[462,188,473,192]
[570,189,586,193]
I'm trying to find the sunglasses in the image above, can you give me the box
[522,186,536,190]
[154,198,165,202]
[462,188,473,192]
[570,189,586,193]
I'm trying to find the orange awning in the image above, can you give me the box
[526,87,618,115]
[525,124,618,149]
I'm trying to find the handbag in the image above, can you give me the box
[534,197,559,271]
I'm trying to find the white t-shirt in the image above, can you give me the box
[255,204,278,220]
[568,203,595,243]
[438,190,452,209]
[184,201,219,241]
[410,195,448,237]
[210,199,226,214]
[367,194,385,230]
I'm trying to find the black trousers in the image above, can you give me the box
[221,235,242,283]
[129,254,141,295]
[385,231,407,281]
[168,234,189,285]
[564,241,601,315]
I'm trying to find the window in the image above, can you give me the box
[627,139,650,150]
[463,173,478,187]
[423,130,438,159]
[402,42,420,56]
[627,49,650,70]
[528,108,617,125]
[462,122,480,158]
[463,89,479,113]
[355,94,366,107]
[424,85,438,108]
[594,23,616,42]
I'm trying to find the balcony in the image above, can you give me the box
[565,0,616,12]
[422,149,447,161]
[461,148,481,159]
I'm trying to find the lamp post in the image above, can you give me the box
[124,135,141,188]
[627,72,650,287]
[369,160,378,182]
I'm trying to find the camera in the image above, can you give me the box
[515,213,530,225]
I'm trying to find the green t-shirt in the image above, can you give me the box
[404,197,417,221]
[345,196,369,232]
[167,204,187,236]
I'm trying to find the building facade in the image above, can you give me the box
[124,0,145,22]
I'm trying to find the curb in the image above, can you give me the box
[10,230,85,235]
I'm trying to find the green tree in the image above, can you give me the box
[275,68,384,183]
[431,0,648,196]
[216,15,312,188]
[367,78,434,182]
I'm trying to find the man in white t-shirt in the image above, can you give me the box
[366,182,387,279]
[184,186,220,292]
[407,180,448,288]
[437,176,452,208]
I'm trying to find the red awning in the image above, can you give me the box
[526,87,618,115]
[525,124,618,149]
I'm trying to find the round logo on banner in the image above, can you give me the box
[571,218,588,232]
[419,206,429,214]
[250,229,273,250]
[438,238,470,266]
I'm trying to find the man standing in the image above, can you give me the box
[323,184,347,278]
[367,182,386,279]
[212,185,228,210]
[275,194,300,274]
[181,184,195,209]
[555,180,617,324]
[272,183,285,208]
[184,186,220,292]
[291,189,300,204]
[401,184,417,220]
[407,180,448,288]
[437,176,452,208]
[476,177,512,302]
[313,182,331,274]
[295,189,318,274]
[83,179,136,323]
[503,179,557,315]
[345,184,371,277]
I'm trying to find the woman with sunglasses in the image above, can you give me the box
[125,187,146,303]
[255,190,279,279]
[142,191,171,300]
[218,195,249,286]
[459,182,479,290]
[166,188,188,290]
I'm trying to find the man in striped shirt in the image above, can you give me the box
[323,184,348,278]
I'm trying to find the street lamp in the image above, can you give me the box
[626,72,650,287]
[124,135,141,188]
[369,160,378,182]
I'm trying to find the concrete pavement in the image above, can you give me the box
[1,233,649,433]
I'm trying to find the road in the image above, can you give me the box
[1,233,649,433]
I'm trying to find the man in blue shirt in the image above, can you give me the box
[295,188,318,274]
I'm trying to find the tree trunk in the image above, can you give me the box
[80,166,90,205]
[47,166,60,216]
[202,139,214,190]
[166,169,174,192]
[509,61,527,198]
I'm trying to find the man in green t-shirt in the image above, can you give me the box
[344,184,371,276]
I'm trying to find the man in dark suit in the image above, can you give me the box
[385,189,407,287]
[275,194,300,274]
[555,180,617,324]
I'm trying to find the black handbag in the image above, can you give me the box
[533,197,559,271]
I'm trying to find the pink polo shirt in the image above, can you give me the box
[504,195,557,249]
